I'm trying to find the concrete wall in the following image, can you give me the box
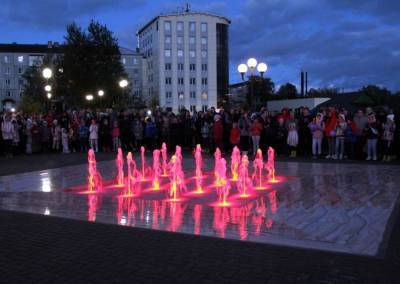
[267,97,331,112]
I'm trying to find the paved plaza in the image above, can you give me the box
[1,154,400,282]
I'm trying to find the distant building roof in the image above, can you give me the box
[119,46,141,55]
[315,91,363,110]
[0,42,63,53]
[137,11,231,34]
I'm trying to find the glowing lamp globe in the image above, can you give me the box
[47,93,52,99]
[257,62,268,73]
[247,58,258,69]
[237,64,248,74]
[86,94,94,101]
[98,90,104,97]
[147,110,152,116]
[42,68,52,79]
[119,79,128,88]
[44,85,52,92]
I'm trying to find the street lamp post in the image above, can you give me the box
[42,67,53,112]
[237,58,268,110]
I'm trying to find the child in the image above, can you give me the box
[287,120,298,158]
[78,120,89,153]
[201,121,210,153]
[334,114,347,160]
[308,113,325,159]
[61,128,70,154]
[51,119,61,152]
[230,122,240,148]
[250,118,263,156]
[365,112,379,161]
[89,119,99,152]
[382,114,396,162]
[111,121,121,152]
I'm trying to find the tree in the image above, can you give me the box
[307,87,338,98]
[276,83,298,99]
[360,85,391,106]
[55,21,128,108]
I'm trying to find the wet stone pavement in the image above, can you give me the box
[0,155,400,282]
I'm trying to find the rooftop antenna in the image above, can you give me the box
[185,3,191,12]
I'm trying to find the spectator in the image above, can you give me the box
[230,122,240,148]
[89,119,99,152]
[238,112,250,155]
[325,108,338,159]
[335,114,347,160]
[250,118,263,156]
[365,112,379,161]
[287,120,298,158]
[111,121,121,152]
[1,113,15,158]
[61,128,70,154]
[78,120,89,153]
[382,114,396,162]
[213,114,224,151]
[52,119,61,152]
[308,113,325,159]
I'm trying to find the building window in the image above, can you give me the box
[201,64,208,71]
[5,67,10,74]
[18,56,24,63]
[178,92,184,100]
[189,37,195,45]
[165,49,171,57]
[190,78,196,85]
[133,58,138,65]
[18,67,22,74]
[165,77,172,85]
[177,36,183,45]
[4,56,9,63]
[177,49,184,57]
[29,55,44,66]
[189,22,196,32]
[202,92,208,100]
[190,64,196,71]
[201,23,208,33]
[201,50,207,58]
[7,91,11,97]
[178,63,184,71]
[177,21,184,32]
[165,63,171,70]
[166,91,172,99]
[190,105,196,112]
[5,79,11,85]
[19,79,23,85]
[190,91,196,99]
[201,37,207,45]
[122,57,126,64]
[178,77,184,85]
[165,36,171,44]
[133,68,139,74]
[189,51,196,58]
[202,105,208,111]
[164,21,171,32]
[202,78,208,85]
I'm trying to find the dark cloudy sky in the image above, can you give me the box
[1,0,399,91]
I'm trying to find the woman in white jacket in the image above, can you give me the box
[1,114,15,157]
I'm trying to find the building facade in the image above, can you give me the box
[137,11,230,112]
[0,42,142,110]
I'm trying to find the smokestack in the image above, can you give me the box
[305,72,308,96]
[301,71,304,97]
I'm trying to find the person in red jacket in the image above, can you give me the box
[324,107,338,159]
[230,122,240,147]
[250,118,263,156]
[213,115,224,151]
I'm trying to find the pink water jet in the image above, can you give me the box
[140,146,146,181]
[125,152,140,196]
[116,148,124,186]
[266,147,276,183]
[214,148,223,186]
[168,154,186,201]
[161,142,168,176]
[87,149,102,193]
[194,144,204,194]
[230,146,241,181]
[152,149,161,190]
[237,154,253,197]
[253,149,265,189]
[215,158,230,206]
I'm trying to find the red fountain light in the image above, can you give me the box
[152,149,161,190]
[124,152,141,197]
[230,146,241,181]
[194,144,204,194]
[253,149,266,190]
[266,147,277,183]
[140,146,146,181]
[215,158,230,206]
[87,149,103,193]
[237,154,253,198]
[161,142,168,177]
[116,148,124,187]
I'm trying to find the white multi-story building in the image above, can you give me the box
[137,10,230,112]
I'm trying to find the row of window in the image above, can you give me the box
[3,78,24,86]
[165,49,208,58]
[121,57,139,65]
[165,77,208,85]
[3,67,24,74]
[164,21,208,33]
[165,91,208,100]
[3,55,43,66]
[165,36,207,45]
[165,63,207,71]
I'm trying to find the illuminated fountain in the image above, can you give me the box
[116,148,124,186]
[140,146,146,181]
[214,148,223,186]
[215,158,230,206]
[194,144,204,194]
[161,142,168,176]
[152,149,161,190]
[168,153,186,202]
[125,152,140,196]
[237,154,253,197]
[231,146,241,181]
[266,147,276,183]
[253,149,265,189]
[87,149,102,193]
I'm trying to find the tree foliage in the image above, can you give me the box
[246,76,274,109]
[276,83,298,99]
[360,85,391,106]
[56,20,129,108]
[308,87,339,98]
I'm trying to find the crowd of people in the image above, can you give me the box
[1,105,398,162]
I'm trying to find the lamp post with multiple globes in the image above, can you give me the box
[237,58,268,109]
[42,67,53,111]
